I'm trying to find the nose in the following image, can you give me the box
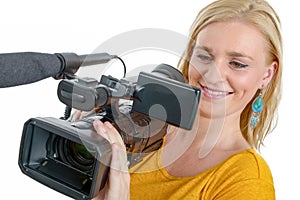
[202,60,227,84]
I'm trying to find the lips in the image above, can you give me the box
[199,84,233,99]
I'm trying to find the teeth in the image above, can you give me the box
[203,87,228,96]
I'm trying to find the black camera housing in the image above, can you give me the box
[18,64,201,199]
[19,117,111,199]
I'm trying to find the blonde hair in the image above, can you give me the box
[178,0,283,149]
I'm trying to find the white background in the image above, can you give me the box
[0,0,297,199]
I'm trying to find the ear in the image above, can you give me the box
[261,61,278,89]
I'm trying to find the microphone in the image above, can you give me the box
[0,52,115,88]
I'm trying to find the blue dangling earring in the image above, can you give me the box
[250,90,264,130]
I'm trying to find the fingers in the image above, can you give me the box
[93,120,130,200]
[93,120,128,172]
[70,109,81,121]
[71,108,100,121]
[93,120,124,147]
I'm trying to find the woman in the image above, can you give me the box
[93,0,282,199]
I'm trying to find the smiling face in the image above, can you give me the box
[189,20,276,119]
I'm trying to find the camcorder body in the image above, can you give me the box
[18,62,201,200]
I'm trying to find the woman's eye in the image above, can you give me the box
[197,54,213,62]
[229,61,248,69]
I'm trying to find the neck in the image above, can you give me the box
[195,113,247,158]
[164,112,249,161]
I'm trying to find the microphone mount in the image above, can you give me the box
[54,52,126,79]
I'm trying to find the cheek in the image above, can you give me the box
[228,72,262,99]
[188,59,264,94]
[188,56,209,83]
[231,75,250,89]
[188,64,203,85]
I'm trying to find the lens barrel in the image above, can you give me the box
[53,136,96,173]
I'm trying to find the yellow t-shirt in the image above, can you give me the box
[130,148,274,200]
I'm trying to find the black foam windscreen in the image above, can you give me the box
[0,52,62,88]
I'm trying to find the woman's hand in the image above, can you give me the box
[92,120,130,200]
[70,109,96,121]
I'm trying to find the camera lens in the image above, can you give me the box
[68,142,95,166]
[53,136,96,173]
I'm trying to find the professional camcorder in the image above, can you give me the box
[18,52,201,199]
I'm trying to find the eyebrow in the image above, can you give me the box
[227,52,254,61]
[195,46,213,53]
[195,46,254,61]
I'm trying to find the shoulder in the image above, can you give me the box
[207,149,275,199]
[228,149,272,180]
[214,149,273,182]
